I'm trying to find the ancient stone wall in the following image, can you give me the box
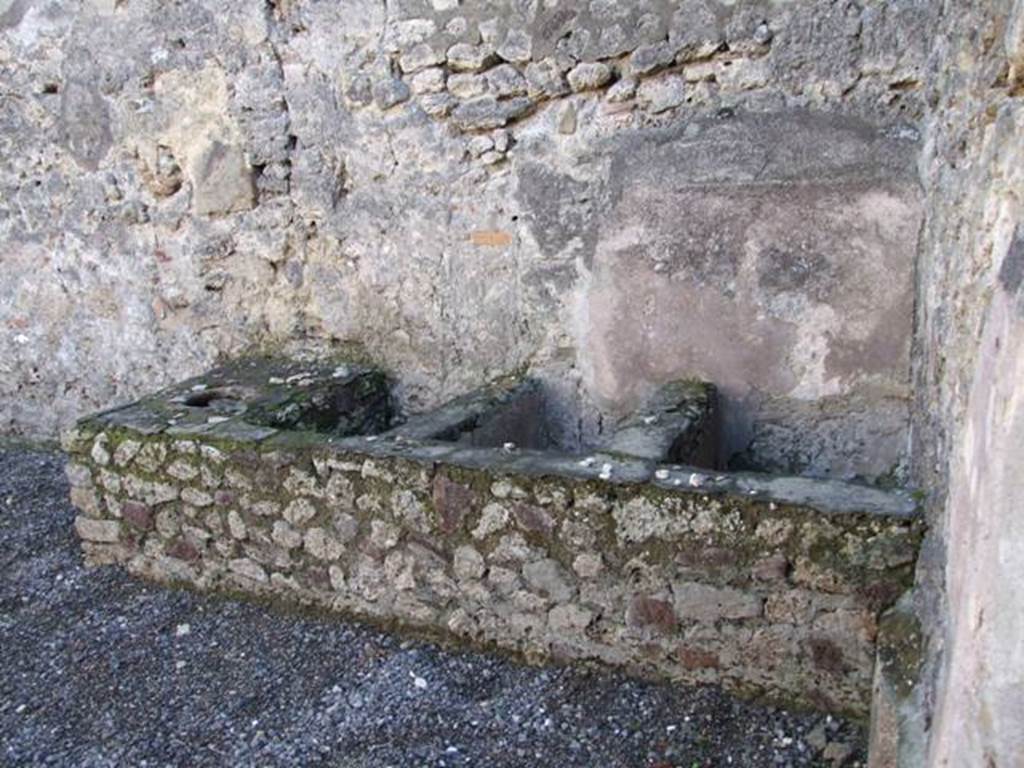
[10,1,1024,762]
[906,0,1024,764]
[63,360,921,718]
[2,0,931,481]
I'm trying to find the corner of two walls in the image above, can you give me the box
[909,0,1024,765]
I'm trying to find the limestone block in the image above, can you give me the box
[472,502,509,539]
[567,62,612,92]
[522,558,575,602]
[69,485,101,516]
[490,532,535,564]
[418,92,455,117]
[453,545,486,580]
[636,75,686,113]
[409,67,446,94]
[166,460,198,482]
[369,519,400,550]
[191,140,255,216]
[446,42,496,72]
[548,604,593,633]
[304,527,345,560]
[487,566,520,595]
[332,512,359,543]
[629,42,675,76]
[75,516,121,543]
[271,520,303,549]
[113,440,141,467]
[90,436,110,467]
[181,487,213,507]
[227,510,247,540]
[399,42,445,74]
[524,58,569,99]
[135,444,167,474]
[451,95,532,130]
[672,581,763,622]
[572,553,603,579]
[373,78,411,110]
[229,557,268,583]
[497,29,532,63]
[485,64,528,97]
[283,498,317,526]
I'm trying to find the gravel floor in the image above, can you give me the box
[0,447,866,767]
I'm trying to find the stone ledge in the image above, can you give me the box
[64,359,922,719]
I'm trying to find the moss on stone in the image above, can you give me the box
[63,360,925,720]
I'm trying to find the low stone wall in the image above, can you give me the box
[64,361,921,718]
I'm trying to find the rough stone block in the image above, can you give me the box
[65,462,93,488]
[485,64,528,97]
[121,501,153,531]
[627,595,678,634]
[446,43,496,72]
[229,557,268,583]
[451,95,532,130]
[304,527,345,561]
[409,67,446,94]
[672,581,763,622]
[636,74,686,112]
[567,62,612,92]
[630,42,676,75]
[191,141,255,216]
[453,545,485,580]
[167,539,201,562]
[522,558,575,602]
[373,78,411,110]
[271,520,303,549]
[74,516,120,543]
[69,485,101,516]
[399,43,445,74]
[548,604,593,633]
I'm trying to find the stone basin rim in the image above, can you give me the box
[75,406,919,521]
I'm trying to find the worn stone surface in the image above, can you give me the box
[581,112,920,481]
[908,1,1024,765]
[566,62,612,92]
[600,379,718,467]
[868,593,926,767]
[1,448,876,767]
[64,363,922,718]
[1,0,931,485]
